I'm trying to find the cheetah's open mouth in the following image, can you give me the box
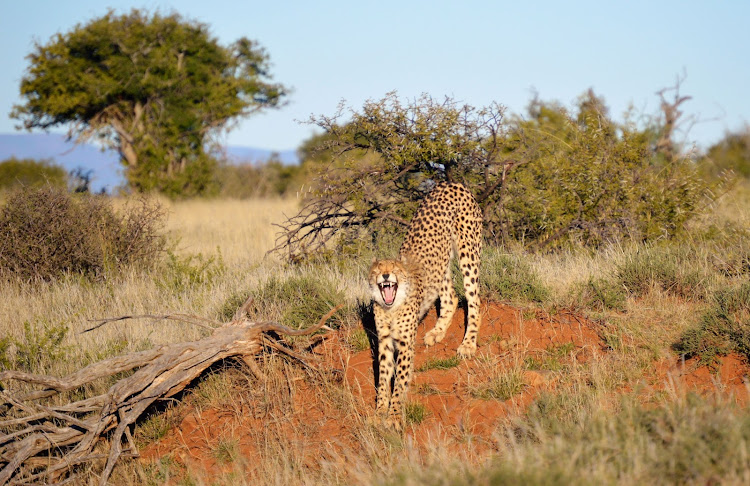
[379,282,398,306]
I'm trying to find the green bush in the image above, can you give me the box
[502,92,710,249]
[277,89,713,260]
[157,250,225,293]
[702,127,750,179]
[0,157,67,191]
[0,186,165,281]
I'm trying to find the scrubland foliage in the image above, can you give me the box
[1,182,749,483]
[676,281,750,366]
[215,157,302,198]
[703,125,750,179]
[276,88,717,260]
[0,157,68,191]
[0,185,165,281]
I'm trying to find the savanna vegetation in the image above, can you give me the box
[0,178,748,484]
[3,7,750,486]
[11,9,287,197]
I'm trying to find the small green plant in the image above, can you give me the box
[471,368,526,401]
[348,327,371,352]
[212,438,240,463]
[525,342,576,371]
[417,355,461,372]
[136,407,181,446]
[11,321,70,373]
[576,277,627,311]
[404,401,430,425]
[414,383,441,395]
[158,249,225,293]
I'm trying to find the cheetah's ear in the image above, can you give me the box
[371,256,377,264]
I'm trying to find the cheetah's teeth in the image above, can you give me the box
[379,282,398,306]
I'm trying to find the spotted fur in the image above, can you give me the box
[369,182,482,430]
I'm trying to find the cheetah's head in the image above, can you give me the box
[369,259,411,310]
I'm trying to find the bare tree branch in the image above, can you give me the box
[0,304,341,485]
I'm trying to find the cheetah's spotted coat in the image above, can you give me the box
[369,182,482,430]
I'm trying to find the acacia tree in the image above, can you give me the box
[11,9,287,196]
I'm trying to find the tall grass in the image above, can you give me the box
[1,182,749,484]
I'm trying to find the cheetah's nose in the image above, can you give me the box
[382,274,390,281]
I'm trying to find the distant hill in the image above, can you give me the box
[0,133,298,193]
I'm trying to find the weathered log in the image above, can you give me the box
[0,301,340,485]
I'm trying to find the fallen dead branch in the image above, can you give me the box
[0,299,342,485]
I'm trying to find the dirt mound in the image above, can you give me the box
[140,301,749,479]
[344,303,605,436]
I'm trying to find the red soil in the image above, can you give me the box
[140,301,749,479]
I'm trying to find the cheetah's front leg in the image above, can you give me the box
[386,338,415,432]
[375,334,395,418]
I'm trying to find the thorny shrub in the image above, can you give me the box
[0,185,165,281]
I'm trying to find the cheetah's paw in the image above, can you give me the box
[424,329,446,347]
[456,341,477,359]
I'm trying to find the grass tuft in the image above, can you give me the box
[674,281,750,366]
[616,245,711,301]
[478,248,550,304]
[417,355,461,372]
[251,273,349,330]
[404,401,430,426]
[470,367,527,401]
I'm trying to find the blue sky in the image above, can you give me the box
[1,0,748,152]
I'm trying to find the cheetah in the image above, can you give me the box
[368,182,482,430]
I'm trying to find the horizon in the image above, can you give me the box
[1,1,749,153]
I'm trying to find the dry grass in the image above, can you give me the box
[2,182,750,484]
[0,196,369,379]
[161,197,300,265]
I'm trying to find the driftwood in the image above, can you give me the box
[0,299,340,485]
